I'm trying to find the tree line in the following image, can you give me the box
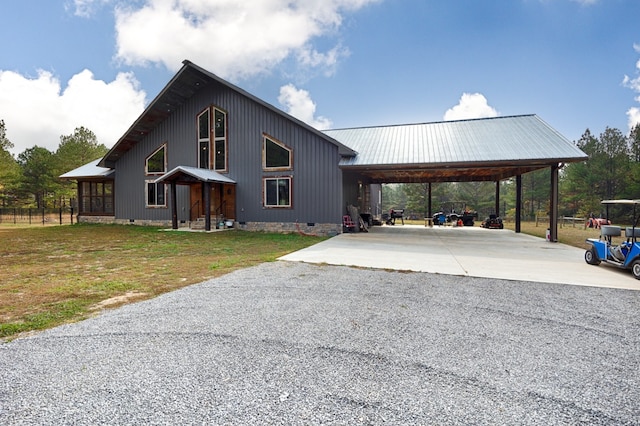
[2,118,640,221]
[0,120,108,209]
[383,124,640,223]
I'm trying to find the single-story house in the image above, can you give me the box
[61,60,587,239]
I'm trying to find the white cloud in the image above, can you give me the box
[113,0,378,80]
[278,84,332,130]
[627,107,640,130]
[3,0,373,157]
[443,93,499,121]
[570,0,598,5]
[623,44,640,130]
[0,69,146,156]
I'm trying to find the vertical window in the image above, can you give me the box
[198,110,210,169]
[145,144,167,208]
[196,106,228,172]
[146,181,166,207]
[264,177,291,208]
[213,108,227,171]
[263,135,292,170]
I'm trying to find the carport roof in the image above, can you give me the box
[326,115,588,183]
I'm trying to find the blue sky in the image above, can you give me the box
[1,0,640,156]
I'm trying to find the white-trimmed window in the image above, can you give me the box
[145,144,167,208]
[197,106,228,172]
[146,144,166,175]
[198,109,210,169]
[264,177,291,208]
[146,180,166,207]
[213,108,227,171]
[263,134,292,170]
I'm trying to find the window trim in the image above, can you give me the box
[197,109,210,169]
[263,176,292,208]
[145,180,167,208]
[262,133,293,171]
[196,106,228,172]
[212,107,228,172]
[145,143,167,176]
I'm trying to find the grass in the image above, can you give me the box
[0,224,324,340]
[404,218,610,249]
[502,219,607,248]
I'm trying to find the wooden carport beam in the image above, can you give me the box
[516,174,522,233]
[495,181,500,219]
[428,183,432,218]
[549,164,559,242]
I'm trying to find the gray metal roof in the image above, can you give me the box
[59,159,114,179]
[154,166,236,185]
[325,115,588,183]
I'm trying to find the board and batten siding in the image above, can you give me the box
[113,78,344,229]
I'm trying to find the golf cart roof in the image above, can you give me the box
[601,199,640,205]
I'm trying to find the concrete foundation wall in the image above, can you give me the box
[78,215,341,236]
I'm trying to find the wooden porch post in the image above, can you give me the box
[550,164,559,242]
[170,181,178,230]
[204,181,211,231]
[516,174,522,233]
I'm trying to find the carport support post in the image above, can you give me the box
[550,164,559,242]
[428,183,432,218]
[204,181,212,231]
[170,181,178,230]
[495,180,500,218]
[516,174,522,233]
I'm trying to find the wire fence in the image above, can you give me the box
[0,208,76,226]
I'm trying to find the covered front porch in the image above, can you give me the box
[155,166,236,231]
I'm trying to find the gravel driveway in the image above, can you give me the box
[1,261,639,425]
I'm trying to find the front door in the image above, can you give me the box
[189,183,236,221]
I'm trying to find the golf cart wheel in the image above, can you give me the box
[632,260,640,280]
[585,248,600,265]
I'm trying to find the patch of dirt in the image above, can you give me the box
[90,292,149,311]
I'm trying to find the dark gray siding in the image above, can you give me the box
[113,79,344,224]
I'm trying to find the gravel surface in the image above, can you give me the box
[1,261,639,425]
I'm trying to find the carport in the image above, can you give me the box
[327,115,588,242]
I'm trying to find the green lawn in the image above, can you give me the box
[0,224,324,339]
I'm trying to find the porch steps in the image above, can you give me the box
[189,216,228,230]
[190,218,207,230]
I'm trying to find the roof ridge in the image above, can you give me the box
[324,114,537,132]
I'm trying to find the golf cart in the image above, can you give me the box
[584,199,640,279]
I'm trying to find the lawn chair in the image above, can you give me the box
[343,215,356,233]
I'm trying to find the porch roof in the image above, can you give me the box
[59,159,114,179]
[154,166,236,185]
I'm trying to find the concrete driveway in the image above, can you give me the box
[280,225,640,291]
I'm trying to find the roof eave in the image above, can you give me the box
[340,156,588,170]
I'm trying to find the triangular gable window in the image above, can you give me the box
[263,135,292,170]
[146,145,166,175]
